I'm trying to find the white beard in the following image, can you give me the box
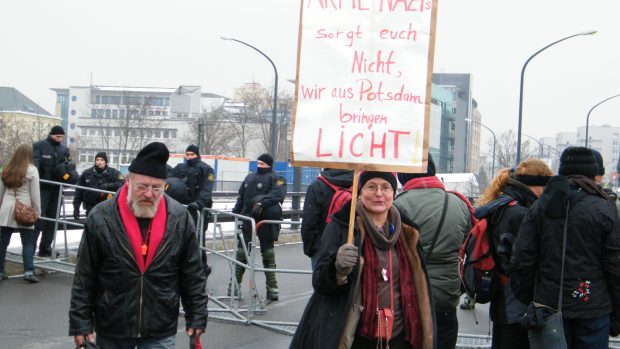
[127,183,161,218]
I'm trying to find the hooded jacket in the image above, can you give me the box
[510,176,620,325]
[301,169,353,257]
[290,201,434,349]
[68,193,208,338]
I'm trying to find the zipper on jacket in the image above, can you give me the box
[138,274,144,337]
[151,217,180,264]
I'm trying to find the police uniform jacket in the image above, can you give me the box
[170,159,214,209]
[73,166,125,211]
[33,136,71,189]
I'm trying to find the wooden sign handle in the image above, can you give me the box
[346,168,360,244]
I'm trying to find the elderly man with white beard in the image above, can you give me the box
[69,142,208,349]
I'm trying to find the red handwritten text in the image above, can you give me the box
[316,126,411,159]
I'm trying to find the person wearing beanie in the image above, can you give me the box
[49,125,65,135]
[393,154,475,349]
[168,144,215,276]
[32,125,72,257]
[511,149,620,346]
[230,153,286,300]
[73,151,125,219]
[291,171,434,349]
[558,146,599,179]
[69,141,207,348]
[301,168,353,270]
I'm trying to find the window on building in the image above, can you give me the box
[155,131,161,138]
[89,129,96,136]
[155,110,161,116]
[162,110,168,116]
[112,109,118,118]
[171,130,176,138]
[105,109,111,118]
[163,130,169,138]
[120,109,126,118]
[125,96,143,105]
[91,109,97,118]
[81,128,87,136]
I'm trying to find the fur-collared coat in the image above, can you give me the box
[290,201,435,349]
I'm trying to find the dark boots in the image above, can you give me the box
[262,248,279,301]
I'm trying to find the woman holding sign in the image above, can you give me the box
[290,171,434,349]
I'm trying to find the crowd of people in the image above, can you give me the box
[1,124,620,348]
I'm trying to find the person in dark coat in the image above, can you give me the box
[301,168,353,270]
[73,152,125,218]
[475,159,552,349]
[168,145,215,229]
[32,125,72,257]
[68,142,208,348]
[510,147,620,348]
[290,171,434,349]
[231,153,286,300]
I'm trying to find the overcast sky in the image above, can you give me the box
[2,0,619,152]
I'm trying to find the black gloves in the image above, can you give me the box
[73,208,80,221]
[335,244,358,276]
[250,203,263,219]
[187,202,200,211]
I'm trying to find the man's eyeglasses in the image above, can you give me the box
[363,184,393,194]
[134,184,164,195]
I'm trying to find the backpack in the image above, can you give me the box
[317,176,352,224]
[459,196,516,304]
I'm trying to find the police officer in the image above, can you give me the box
[32,125,72,257]
[168,145,215,228]
[73,152,125,219]
[231,153,286,300]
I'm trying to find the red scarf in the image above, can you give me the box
[358,237,421,348]
[402,176,477,224]
[118,183,167,273]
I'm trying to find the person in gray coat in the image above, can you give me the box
[0,144,41,282]
[394,155,474,349]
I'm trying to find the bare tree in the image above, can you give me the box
[186,106,236,156]
[0,113,52,165]
[490,129,538,169]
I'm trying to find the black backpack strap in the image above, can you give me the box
[426,191,449,259]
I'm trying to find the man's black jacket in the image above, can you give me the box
[33,136,71,189]
[170,159,214,209]
[73,166,125,211]
[68,192,208,338]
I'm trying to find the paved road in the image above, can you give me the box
[0,240,493,349]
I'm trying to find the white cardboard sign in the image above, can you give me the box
[291,0,438,172]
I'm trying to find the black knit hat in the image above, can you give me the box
[95,151,108,164]
[558,146,599,178]
[397,154,436,185]
[186,144,200,157]
[49,125,65,135]
[359,171,397,192]
[257,153,274,167]
[591,149,605,176]
[128,142,170,179]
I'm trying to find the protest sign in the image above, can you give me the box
[291,0,438,173]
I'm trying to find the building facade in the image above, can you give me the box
[52,85,226,167]
[432,73,480,173]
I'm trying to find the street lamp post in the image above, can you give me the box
[523,133,544,158]
[221,37,279,157]
[585,94,620,147]
[516,30,597,164]
[466,118,497,178]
